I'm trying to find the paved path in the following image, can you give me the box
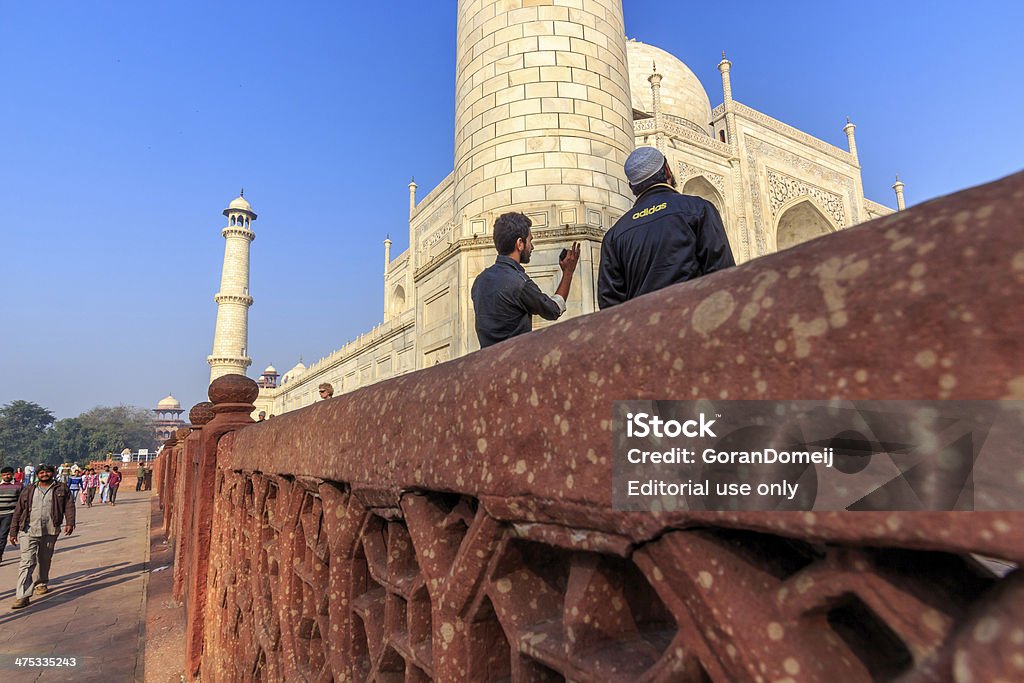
[0,488,152,682]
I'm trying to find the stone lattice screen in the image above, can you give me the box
[157,172,1024,682]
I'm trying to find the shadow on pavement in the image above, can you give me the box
[0,561,148,624]
[52,537,125,554]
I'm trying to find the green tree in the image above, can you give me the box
[0,400,55,467]
[36,417,92,465]
[79,405,158,458]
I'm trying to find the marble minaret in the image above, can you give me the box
[208,191,256,382]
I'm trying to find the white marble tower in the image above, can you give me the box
[453,0,635,233]
[208,191,256,382]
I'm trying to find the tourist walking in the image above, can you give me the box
[23,464,35,486]
[14,467,24,485]
[136,463,146,491]
[597,147,735,309]
[83,468,99,507]
[98,465,111,503]
[68,471,83,509]
[9,464,76,609]
[0,467,24,565]
[107,466,123,506]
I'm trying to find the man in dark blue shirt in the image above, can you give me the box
[598,147,735,309]
[472,212,581,348]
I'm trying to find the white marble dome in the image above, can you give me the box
[228,194,252,212]
[156,394,181,410]
[626,40,712,135]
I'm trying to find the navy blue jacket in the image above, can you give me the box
[598,185,735,308]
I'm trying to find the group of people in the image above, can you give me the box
[0,460,153,610]
[471,146,735,348]
[69,465,124,507]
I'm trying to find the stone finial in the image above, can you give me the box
[175,426,192,441]
[240,187,244,197]
[164,435,178,448]
[893,175,907,211]
[843,117,859,162]
[208,373,260,406]
[189,401,216,426]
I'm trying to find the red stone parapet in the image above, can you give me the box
[155,172,1024,682]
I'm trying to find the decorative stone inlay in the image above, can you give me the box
[767,167,846,227]
[731,101,855,165]
[634,118,655,133]
[665,120,732,154]
[677,161,727,197]
[635,118,731,155]
[664,113,710,138]
[426,222,454,248]
[189,402,216,426]
[418,196,455,253]
[745,136,858,254]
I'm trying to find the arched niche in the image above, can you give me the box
[392,284,407,313]
[681,176,725,218]
[776,199,836,251]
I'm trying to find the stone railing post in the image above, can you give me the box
[173,404,212,603]
[184,375,257,680]
[159,434,178,538]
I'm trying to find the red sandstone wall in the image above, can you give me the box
[156,172,1024,682]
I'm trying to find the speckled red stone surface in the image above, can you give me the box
[159,172,1024,682]
[188,401,215,426]
[208,373,260,405]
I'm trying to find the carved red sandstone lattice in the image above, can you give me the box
[194,470,1017,682]
[154,172,1024,682]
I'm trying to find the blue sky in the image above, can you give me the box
[1,1,1021,419]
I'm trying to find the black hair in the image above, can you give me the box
[629,162,672,197]
[0,466,13,474]
[493,212,532,255]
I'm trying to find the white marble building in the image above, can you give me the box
[248,0,899,417]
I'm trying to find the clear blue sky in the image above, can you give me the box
[1,1,1021,419]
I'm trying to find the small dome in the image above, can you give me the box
[627,40,712,135]
[228,195,252,211]
[264,364,278,374]
[157,394,181,410]
[282,360,306,383]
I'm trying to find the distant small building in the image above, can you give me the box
[152,394,188,442]
[256,364,280,389]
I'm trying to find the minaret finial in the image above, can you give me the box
[722,50,726,59]
[240,187,244,197]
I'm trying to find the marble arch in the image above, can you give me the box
[776,198,837,251]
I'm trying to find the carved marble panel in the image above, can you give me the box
[767,168,846,227]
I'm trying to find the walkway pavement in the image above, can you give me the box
[0,488,152,682]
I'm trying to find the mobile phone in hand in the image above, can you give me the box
[559,248,568,261]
